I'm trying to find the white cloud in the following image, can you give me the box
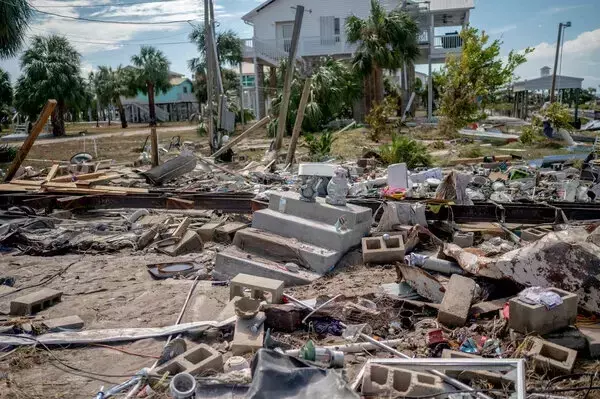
[540,4,588,15]
[515,28,600,88]
[489,24,517,35]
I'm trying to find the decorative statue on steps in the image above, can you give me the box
[326,166,349,206]
[299,175,322,202]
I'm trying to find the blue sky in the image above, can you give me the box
[1,0,599,90]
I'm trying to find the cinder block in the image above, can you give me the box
[231,312,265,355]
[10,288,63,315]
[527,338,577,375]
[508,287,577,335]
[362,364,444,397]
[154,343,223,376]
[521,227,547,242]
[441,349,513,386]
[197,221,224,242]
[214,222,247,243]
[453,231,474,248]
[579,327,600,358]
[230,273,284,304]
[437,275,476,327]
[41,315,84,331]
[362,235,405,264]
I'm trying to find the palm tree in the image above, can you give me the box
[0,0,31,59]
[14,35,84,136]
[130,46,170,127]
[346,0,419,114]
[93,65,132,128]
[188,25,242,75]
[0,68,13,132]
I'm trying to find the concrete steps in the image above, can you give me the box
[233,227,340,274]
[213,246,321,286]
[252,208,370,252]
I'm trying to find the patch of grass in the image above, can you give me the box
[457,145,484,158]
[431,140,446,150]
[330,128,379,160]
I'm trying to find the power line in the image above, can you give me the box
[28,25,192,43]
[32,7,198,24]
[32,0,184,8]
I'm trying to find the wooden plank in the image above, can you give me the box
[172,217,190,239]
[9,180,148,194]
[0,184,33,192]
[51,171,106,183]
[274,6,304,151]
[211,116,270,159]
[75,173,121,187]
[45,164,60,182]
[285,77,312,166]
[5,100,58,182]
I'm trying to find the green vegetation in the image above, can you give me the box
[0,144,17,163]
[91,66,132,129]
[437,27,532,135]
[14,35,88,136]
[365,96,397,141]
[270,58,361,134]
[379,134,431,168]
[0,0,31,59]
[304,131,337,161]
[129,46,171,127]
[346,0,419,113]
[0,68,12,132]
[457,145,483,158]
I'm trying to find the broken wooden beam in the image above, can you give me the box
[211,116,270,159]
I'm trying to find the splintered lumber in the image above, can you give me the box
[211,116,270,159]
[4,100,58,182]
[8,180,148,194]
[45,164,60,182]
[75,173,121,187]
[51,171,106,183]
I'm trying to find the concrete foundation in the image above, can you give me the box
[362,235,405,264]
[527,338,577,375]
[509,287,577,335]
[10,288,63,315]
[437,275,476,327]
[362,364,444,397]
[154,344,223,376]
[230,273,284,304]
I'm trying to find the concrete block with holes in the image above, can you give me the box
[453,231,474,248]
[154,343,223,376]
[10,288,63,316]
[362,364,445,397]
[509,287,577,335]
[362,235,405,264]
[527,338,577,375]
[229,273,284,304]
[441,349,513,386]
[521,227,547,242]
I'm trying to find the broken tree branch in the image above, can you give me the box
[285,77,312,166]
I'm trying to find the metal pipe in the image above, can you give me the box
[283,294,493,399]
[285,339,405,356]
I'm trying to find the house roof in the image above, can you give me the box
[169,77,191,86]
[242,0,277,21]
[513,75,584,92]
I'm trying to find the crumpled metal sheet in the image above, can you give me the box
[445,227,600,313]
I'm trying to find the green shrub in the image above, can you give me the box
[519,125,538,145]
[0,144,17,163]
[304,131,337,161]
[365,96,397,141]
[379,134,431,168]
[196,122,207,136]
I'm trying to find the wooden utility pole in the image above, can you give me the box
[204,0,215,152]
[274,5,304,151]
[550,23,563,103]
[285,77,311,165]
[5,99,57,182]
[150,126,159,166]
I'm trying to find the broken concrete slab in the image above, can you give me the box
[233,227,340,274]
[397,264,445,303]
[214,222,247,244]
[543,326,588,352]
[197,221,224,242]
[159,230,203,256]
[437,275,476,327]
[509,287,577,335]
[230,273,284,304]
[231,312,265,355]
[41,315,84,332]
[154,343,223,376]
[362,235,405,264]
[453,231,474,248]
[579,326,600,358]
[216,296,241,322]
[527,338,577,375]
[10,288,63,315]
[213,246,321,286]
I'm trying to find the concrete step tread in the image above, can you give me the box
[254,208,352,232]
[214,246,321,286]
[236,227,339,256]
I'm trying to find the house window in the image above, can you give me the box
[320,16,341,46]
[183,86,188,93]
[276,22,294,52]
